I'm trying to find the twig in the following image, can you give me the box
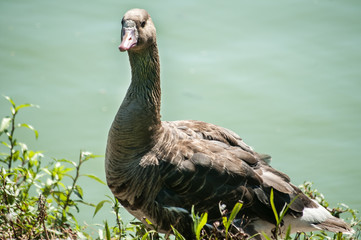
[8,110,17,171]
[61,151,83,223]
[38,195,50,240]
[113,198,122,239]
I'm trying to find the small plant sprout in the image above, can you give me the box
[191,205,209,240]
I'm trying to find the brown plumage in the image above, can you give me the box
[105,8,353,239]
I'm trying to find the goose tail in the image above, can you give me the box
[295,200,354,235]
[312,215,355,235]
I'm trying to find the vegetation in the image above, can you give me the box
[0,96,360,239]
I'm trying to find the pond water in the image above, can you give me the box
[1,0,360,234]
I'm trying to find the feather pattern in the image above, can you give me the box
[105,8,354,239]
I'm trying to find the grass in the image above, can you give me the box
[0,96,359,239]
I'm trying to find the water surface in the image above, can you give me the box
[1,0,360,231]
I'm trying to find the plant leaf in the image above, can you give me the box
[104,220,111,240]
[262,231,272,240]
[74,185,83,199]
[270,188,279,223]
[74,200,95,207]
[196,212,207,239]
[17,123,39,139]
[141,230,157,240]
[144,217,153,225]
[4,96,16,108]
[285,224,292,240]
[42,168,52,176]
[80,151,102,162]
[279,195,299,225]
[57,158,77,167]
[222,216,228,230]
[15,103,39,112]
[171,225,186,240]
[228,201,243,225]
[248,233,262,240]
[82,174,106,185]
[225,201,243,237]
[93,200,111,218]
[1,141,10,148]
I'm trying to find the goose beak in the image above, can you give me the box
[119,27,137,52]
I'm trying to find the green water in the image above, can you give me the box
[1,0,361,231]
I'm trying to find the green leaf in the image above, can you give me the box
[261,231,272,240]
[4,96,16,108]
[196,212,207,239]
[191,205,208,240]
[191,206,198,236]
[67,211,78,224]
[228,201,243,225]
[74,185,83,199]
[18,142,28,151]
[57,158,77,167]
[225,201,243,237]
[1,140,10,148]
[279,195,299,225]
[248,233,262,240]
[142,230,157,240]
[80,151,102,162]
[144,217,153,225]
[93,200,111,218]
[15,103,39,112]
[82,174,106,185]
[222,216,228,230]
[74,200,95,207]
[52,190,68,202]
[12,150,20,161]
[42,168,52,176]
[270,188,279,223]
[17,123,38,139]
[74,204,80,213]
[284,224,292,240]
[171,225,186,240]
[104,220,111,240]
[0,117,11,133]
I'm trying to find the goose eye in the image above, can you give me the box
[141,21,146,28]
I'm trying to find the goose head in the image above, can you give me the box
[119,9,156,52]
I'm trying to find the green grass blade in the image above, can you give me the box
[141,230,157,240]
[225,201,243,237]
[262,231,272,240]
[279,195,299,224]
[228,201,243,224]
[104,220,111,240]
[196,212,208,239]
[270,188,279,223]
[171,225,186,240]
[285,224,292,240]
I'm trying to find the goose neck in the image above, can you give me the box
[109,43,162,157]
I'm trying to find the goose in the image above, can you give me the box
[105,8,353,239]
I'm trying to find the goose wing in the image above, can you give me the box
[155,120,308,223]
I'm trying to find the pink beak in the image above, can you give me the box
[119,28,137,52]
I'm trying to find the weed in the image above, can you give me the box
[0,96,359,240]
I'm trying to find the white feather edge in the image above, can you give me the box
[252,199,353,238]
[300,199,332,223]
